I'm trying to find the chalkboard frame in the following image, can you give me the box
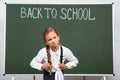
[4,3,114,76]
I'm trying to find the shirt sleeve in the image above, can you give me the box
[64,47,79,69]
[30,48,46,71]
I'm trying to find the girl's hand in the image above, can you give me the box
[59,63,67,70]
[42,63,52,70]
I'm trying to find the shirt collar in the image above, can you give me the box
[50,45,61,55]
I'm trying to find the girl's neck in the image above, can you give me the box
[51,45,59,52]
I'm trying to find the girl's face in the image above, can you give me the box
[45,31,60,50]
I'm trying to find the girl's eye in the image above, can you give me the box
[48,39,52,41]
[53,37,56,39]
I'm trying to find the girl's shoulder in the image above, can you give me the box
[38,47,46,53]
[61,45,71,52]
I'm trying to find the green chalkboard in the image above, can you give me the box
[5,4,113,75]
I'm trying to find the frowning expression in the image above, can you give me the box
[45,31,60,49]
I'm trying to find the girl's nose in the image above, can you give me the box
[51,39,55,43]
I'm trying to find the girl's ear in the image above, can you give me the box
[58,35,60,41]
[44,40,48,46]
[45,41,49,46]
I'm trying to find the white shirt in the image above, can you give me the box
[30,45,78,72]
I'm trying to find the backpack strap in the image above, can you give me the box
[60,46,64,73]
[60,46,63,64]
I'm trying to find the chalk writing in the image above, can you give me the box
[20,7,95,20]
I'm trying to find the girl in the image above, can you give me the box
[30,27,78,80]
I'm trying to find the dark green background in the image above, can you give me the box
[5,4,113,75]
